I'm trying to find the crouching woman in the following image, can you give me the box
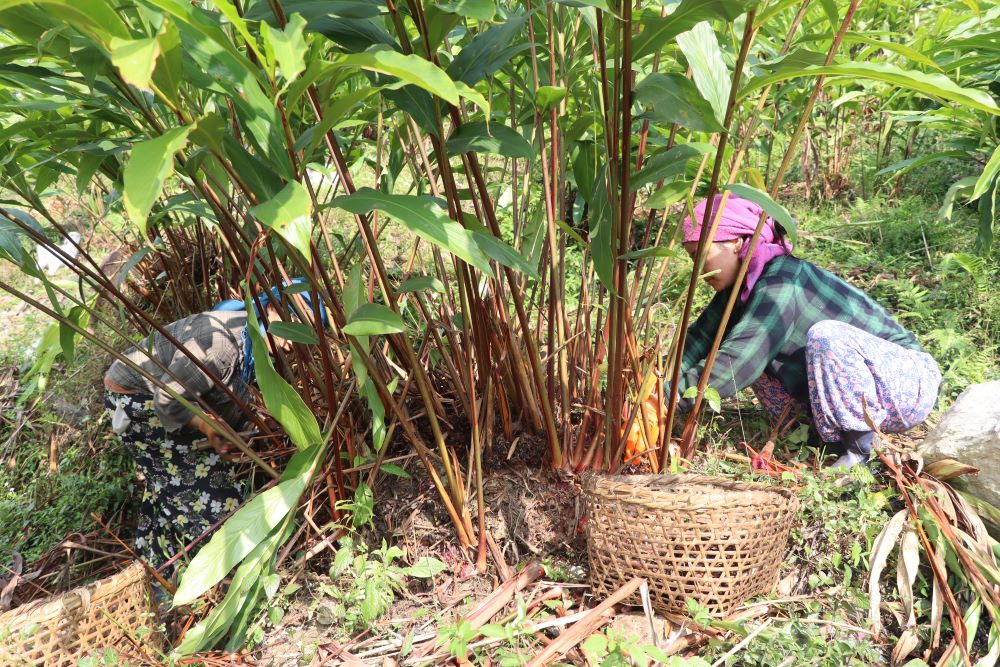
[103,295,302,571]
[675,195,941,468]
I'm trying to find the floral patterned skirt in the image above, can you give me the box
[104,390,244,572]
[752,320,941,443]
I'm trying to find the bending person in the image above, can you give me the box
[674,195,940,468]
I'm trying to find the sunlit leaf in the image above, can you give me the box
[250,181,314,261]
[123,124,194,236]
[109,35,160,91]
[331,188,492,272]
[634,73,725,133]
[676,22,729,125]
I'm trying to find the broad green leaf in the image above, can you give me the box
[634,73,725,133]
[344,303,406,336]
[337,48,459,105]
[446,121,532,159]
[676,22,729,125]
[402,556,447,578]
[123,125,194,236]
[739,62,1000,115]
[261,13,308,87]
[471,229,539,279]
[438,0,495,21]
[631,0,756,59]
[589,165,614,291]
[398,275,446,293]
[646,180,692,209]
[0,0,130,39]
[722,183,797,243]
[172,477,307,606]
[631,143,711,191]
[209,0,267,64]
[938,176,978,222]
[246,303,324,450]
[536,85,567,111]
[109,35,160,91]
[268,321,320,345]
[250,181,314,261]
[847,33,943,71]
[446,11,532,86]
[974,176,996,255]
[152,19,184,107]
[971,144,1000,201]
[332,188,493,272]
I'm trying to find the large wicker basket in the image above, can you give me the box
[583,473,799,619]
[0,561,164,666]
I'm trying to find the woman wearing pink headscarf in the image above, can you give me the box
[676,195,940,468]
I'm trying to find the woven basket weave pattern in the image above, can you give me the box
[0,561,163,666]
[584,474,799,618]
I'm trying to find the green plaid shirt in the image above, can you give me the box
[678,255,924,408]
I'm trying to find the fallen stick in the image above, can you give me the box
[409,605,610,665]
[526,577,645,666]
[465,560,545,628]
[409,560,545,661]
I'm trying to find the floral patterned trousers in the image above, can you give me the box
[752,320,941,443]
[105,391,244,571]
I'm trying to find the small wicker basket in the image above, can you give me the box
[583,473,799,619]
[0,561,164,666]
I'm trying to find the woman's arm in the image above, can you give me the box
[678,276,798,401]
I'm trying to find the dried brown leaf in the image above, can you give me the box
[891,628,921,666]
[869,509,909,634]
[896,527,920,626]
[924,458,980,481]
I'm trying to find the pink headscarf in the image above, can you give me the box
[682,194,792,303]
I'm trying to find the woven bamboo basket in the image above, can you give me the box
[0,561,164,666]
[583,473,799,619]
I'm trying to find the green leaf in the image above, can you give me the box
[398,275,446,293]
[971,144,1000,201]
[172,473,310,606]
[739,62,1000,115]
[535,85,567,111]
[331,188,493,272]
[261,13,308,87]
[974,175,997,255]
[705,386,721,413]
[646,180,692,209]
[246,303,324,450]
[631,0,755,59]
[589,165,614,291]
[123,125,194,236]
[268,321,320,345]
[874,150,966,178]
[338,48,459,105]
[438,0,495,21]
[344,303,406,336]
[446,121,533,159]
[109,35,160,91]
[631,143,711,191]
[722,183,797,243]
[471,228,539,279]
[250,181,314,261]
[676,22,729,125]
[446,11,532,86]
[152,19,184,107]
[634,73,725,133]
[402,556,447,578]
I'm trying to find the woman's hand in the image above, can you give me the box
[189,414,240,462]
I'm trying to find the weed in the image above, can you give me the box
[310,535,445,638]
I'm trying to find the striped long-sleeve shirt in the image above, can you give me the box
[678,255,924,409]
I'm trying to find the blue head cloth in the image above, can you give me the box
[211,279,328,390]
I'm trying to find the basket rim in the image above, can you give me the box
[582,472,799,509]
[0,561,148,627]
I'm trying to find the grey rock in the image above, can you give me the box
[918,381,1000,512]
